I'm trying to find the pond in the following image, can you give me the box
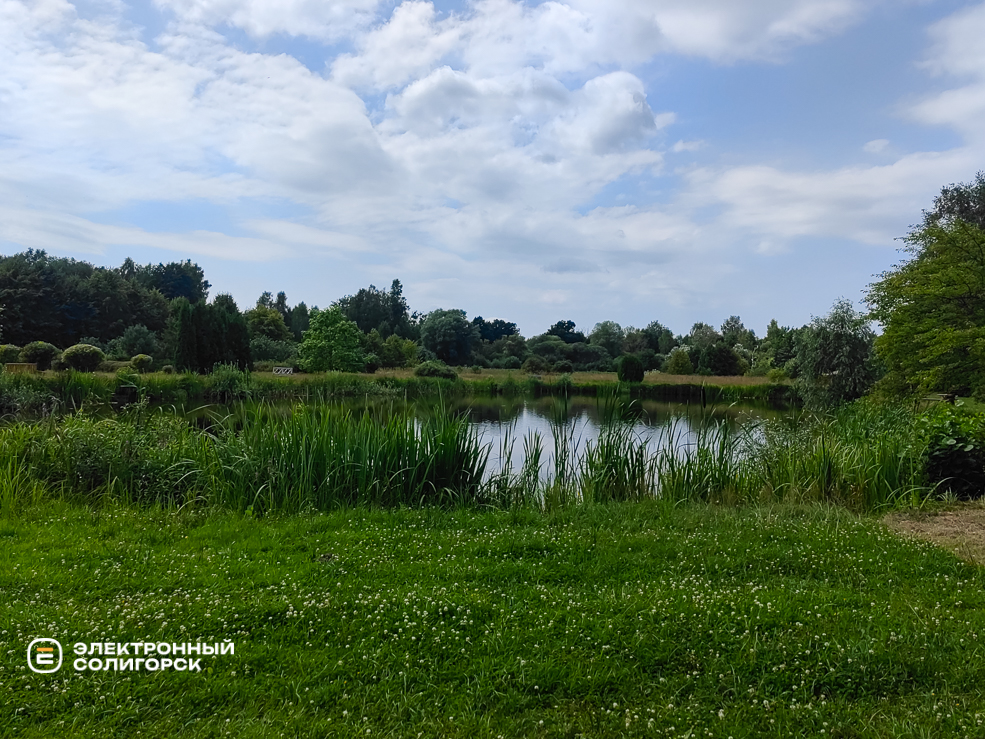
[178,394,792,477]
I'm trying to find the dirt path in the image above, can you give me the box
[883,504,985,565]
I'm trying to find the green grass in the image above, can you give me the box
[3,502,985,737]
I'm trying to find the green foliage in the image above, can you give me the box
[0,345,21,364]
[129,257,210,302]
[130,354,153,373]
[336,279,414,339]
[249,335,297,362]
[545,320,586,344]
[615,353,645,382]
[162,364,175,374]
[19,341,59,370]
[588,320,625,358]
[688,322,722,350]
[868,219,985,395]
[471,317,518,343]
[245,303,293,342]
[522,356,549,374]
[796,299,876,409]
[106,323,159,360]
[914,404,985,499]
[413,360,458,380]
[664,347,694,375]
[298,306,366,373]
[0,250,169,348]
[420,309,478,365]
[172,295,252,373]
[767,367,789,383]
[720,315,756,348]
[61,344,105,372]
[699,342,744,376]
[209,363,251,400]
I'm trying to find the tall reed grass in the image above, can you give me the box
[0,397,934,515]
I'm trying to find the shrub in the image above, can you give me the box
[363,354,381,374]
[413,361,458,380]
[916,405,985,499]
[250,335,297,362]
[19,342,60,371]
[664,347,693,375]
[130,354,154,373]
[767,368,789,384]
[106,324,160,360]
[616,354,645,383]
[62,344,106,372]
[553,359,574,374]
[522,356,549,374]
[0,345,22,364]
[210,363,251,399]
[162,365,176,375]
[470,365,482,374]
[492,356,521,370]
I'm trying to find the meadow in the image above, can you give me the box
[4,502,985,738]
[3,384,982,736]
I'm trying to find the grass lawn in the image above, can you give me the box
[3,502,984,738]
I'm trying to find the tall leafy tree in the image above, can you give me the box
[472,316,518,343]
[298,307,365,373]
[336,279,413,339]
[588,321,625,358]
[797,299,876,408]
[546,320,586,344]
[420,309,478,365]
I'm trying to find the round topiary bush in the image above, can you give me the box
[19,341,60,371]
[130,354,154,373]
[0,344,21,364]
[616,354,645,383]
[161,364,176,375]
[62,344,106,372]
[413,361,458,380]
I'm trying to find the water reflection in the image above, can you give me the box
[178,395,785,477]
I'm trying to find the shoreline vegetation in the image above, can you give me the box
[0,395,949,517]
[0,366,796,415]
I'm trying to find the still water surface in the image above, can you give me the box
[186,395,791,476]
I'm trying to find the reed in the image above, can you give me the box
[0,396,934,515]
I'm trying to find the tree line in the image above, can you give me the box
[1,171,982,407]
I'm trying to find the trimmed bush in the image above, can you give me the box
[19,341,60,371]
[162,365,176,375]
[616,354,645,383]
[413,361,458,380]
[62,344,106,372]
[0,345,22,364]
[130,354,154,373]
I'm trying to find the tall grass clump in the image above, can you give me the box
[212,404,490,511]
[748,402,927,509]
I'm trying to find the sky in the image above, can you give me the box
[1,0,984,337]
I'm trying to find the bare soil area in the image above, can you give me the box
[883,504,985,565]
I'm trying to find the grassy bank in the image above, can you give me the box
[0,401,935,514]
[4,502,985,738]
[0,367,795,416]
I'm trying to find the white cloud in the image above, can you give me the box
[0,206,285,260]
[908,2,985,142]
[153,0,382,40]
[863,139,889,153]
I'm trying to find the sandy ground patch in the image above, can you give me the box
[883,504,985,565]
